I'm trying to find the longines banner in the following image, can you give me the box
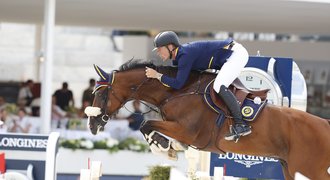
[0,133,48,151]
[210,152,284,179]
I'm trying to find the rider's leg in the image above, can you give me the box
[218,85,251,140]
[213,42,251,141]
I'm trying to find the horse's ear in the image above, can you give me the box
[93,64,109,81]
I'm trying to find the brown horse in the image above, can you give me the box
[85,60,330,180]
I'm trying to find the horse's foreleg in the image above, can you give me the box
[141,119,194,143]
[140,119,188,161]
[140,120,171,151]
[140,119,191,150]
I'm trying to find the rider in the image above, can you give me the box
[145,31,251,141]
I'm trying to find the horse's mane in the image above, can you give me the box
[118,59,177,75]
[119,59,155,71]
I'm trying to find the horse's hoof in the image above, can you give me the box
[168,149,178,161]
[171,140,188,151]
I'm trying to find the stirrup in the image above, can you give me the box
[225,125,251,142]
[224,125,239,141]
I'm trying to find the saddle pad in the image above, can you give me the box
[203,80,268,121]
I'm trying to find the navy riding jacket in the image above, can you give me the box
[160,38,234,89]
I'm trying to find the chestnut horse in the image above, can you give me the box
[86,60,330,179]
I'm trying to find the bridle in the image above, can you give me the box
[93,71,159,127]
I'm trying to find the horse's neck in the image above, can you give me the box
[116,71,166,104]
[138,82,172,105]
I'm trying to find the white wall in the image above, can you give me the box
[123,36,150,61]
[0,23,36,81]
[0,23,122,108]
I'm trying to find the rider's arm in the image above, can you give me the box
[160,55,194,89]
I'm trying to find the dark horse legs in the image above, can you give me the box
[140,119,192,160]
[140,120,171,151]
[140,119,193,151]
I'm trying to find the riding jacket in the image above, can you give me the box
[160,38,234,89]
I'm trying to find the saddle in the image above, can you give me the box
[215,79,268,108]
[204,78,269,121]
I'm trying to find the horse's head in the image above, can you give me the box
[85,60,166,135]
[84,65,123,135]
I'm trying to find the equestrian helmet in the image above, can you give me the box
[153,31,180,48]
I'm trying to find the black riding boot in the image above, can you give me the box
[218,85,251,141]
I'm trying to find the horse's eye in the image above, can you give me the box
[96,89,106,97]
[97,91,103,97]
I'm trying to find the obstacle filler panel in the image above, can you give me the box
[0,132,60,180]
[5,160,45,180]
[210,153,284,179]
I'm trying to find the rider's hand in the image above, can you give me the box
[145,67,158,78]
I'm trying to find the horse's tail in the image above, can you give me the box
[328,119,330,125]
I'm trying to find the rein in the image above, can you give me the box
[97,75,159,122]
[124,78,160,115]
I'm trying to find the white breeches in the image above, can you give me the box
[213,42,249,93]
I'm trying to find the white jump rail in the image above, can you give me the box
[45,132,60,180]
[80,161,102,180]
